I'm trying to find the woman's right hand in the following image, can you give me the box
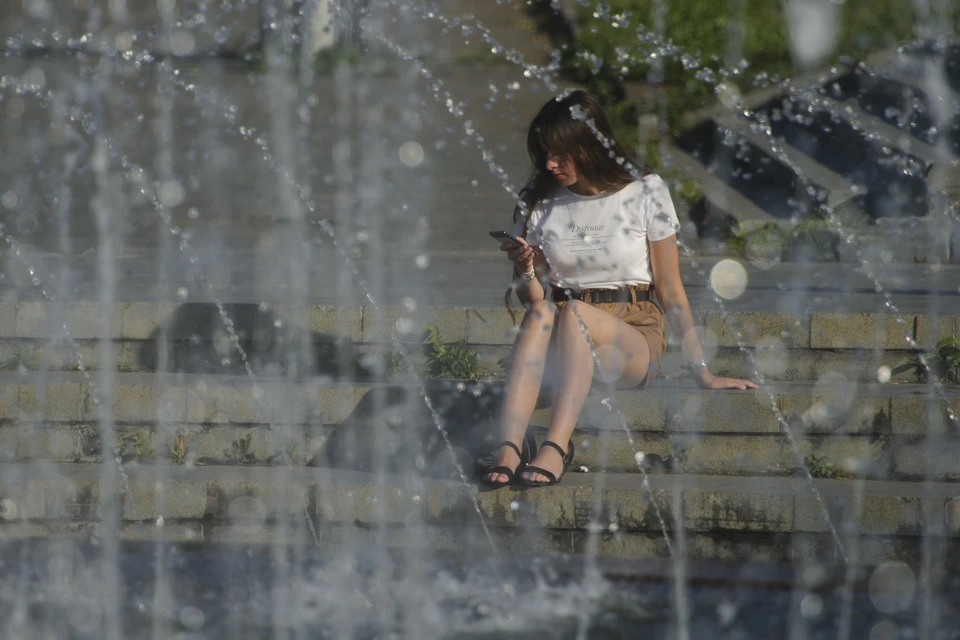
[502,237,535,275]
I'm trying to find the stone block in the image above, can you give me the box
[859,496,921,536]
[893,440,960,480]
[18,383,82,421]
[604,390,668,430]
[684,490,794,533]
[425,481,481,524]
[106,384,163,423]
[592,532,668,559]
[207,385,266,424]
[59,478,99,520]
[916,315,958,350]
[361,306,467,343]
[705,311,810,349]
[16,301,121,340]
[667,389,780,433]
[780,392,888,435]
[313,387,368,424]
[0,383,15,420]
[466,307,520,345]
[17,424,85,462]
[0,425,16,462]
[309,305,363,341]
[120,479,208,521]
[120,303,178,340]
[810,313,917,350]
[0,304,14,338]
[584,486,673,532]
[889,396,959,437]
[311,478,419,524]
[683,435,786,476]
[474,485,577,529]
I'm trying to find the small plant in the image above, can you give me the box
[384,350,404,377]
[805,454,845,480]
[117,361,143,373]
[167,430,189,464]
[224,433,255,464]
[915,338,960,384]
[664,438,691,472]
[421,325,484,380]
[782,367,801,381]
[116,430,154,462]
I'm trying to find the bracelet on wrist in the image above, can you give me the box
[515,265,536,281]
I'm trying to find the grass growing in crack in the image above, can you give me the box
[167,430,189,465]
[224,433,255,464]
[913,338,960,384]
[116,430,154,462]
[665,438,691,472]
[421,325,485,380]
[805,454,845,479]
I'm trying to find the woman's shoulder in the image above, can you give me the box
[631,173,669,191]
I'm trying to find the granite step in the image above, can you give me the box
[2,463,960,565]
[3,375,959,479]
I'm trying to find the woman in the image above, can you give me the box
[483,90,757,488]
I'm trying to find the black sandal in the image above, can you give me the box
[479,434,537,487]
[519,439,574,487]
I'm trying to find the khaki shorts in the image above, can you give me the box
[554,299,666,388]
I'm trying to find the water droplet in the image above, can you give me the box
[800,593,823,618]
[158,181,185,208]
[869,561,916,614]
[634,451,645,465]
[399,141,424,167]
[395,317,414,334]
[155,515,164,526]
[709,259,748,300]
[509,500,520,511]
[877,366,891,383]
[2,191,18,208]
[187,207,199,220]
[471,179,479,187]
[415,254,430,269]
[176,287,188,300]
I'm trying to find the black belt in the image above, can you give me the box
[551,286,652,304]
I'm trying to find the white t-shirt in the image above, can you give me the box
[512,174,680,289]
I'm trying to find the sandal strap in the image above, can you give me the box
[521,465,556,483]
[485,466,516,480]
[541,440,570,461]
[496,440,523,458]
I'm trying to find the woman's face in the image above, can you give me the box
[541,146,579,188]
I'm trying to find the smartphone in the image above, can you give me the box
[489,230,525,248]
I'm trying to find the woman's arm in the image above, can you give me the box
[507,241,547,306]
[650,235,757,390]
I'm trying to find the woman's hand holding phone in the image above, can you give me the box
[502,237,534,275]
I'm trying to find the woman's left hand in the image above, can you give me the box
[697,372,758,391]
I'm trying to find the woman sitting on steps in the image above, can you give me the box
[483,90,757,488]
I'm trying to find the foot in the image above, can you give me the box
[483,443,522,485]
[519,446,564,484]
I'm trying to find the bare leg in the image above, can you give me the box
[521,301,652,483]
[484,300,558,483]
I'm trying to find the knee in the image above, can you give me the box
[520,299,557,335]
[558,300,587,323]
[524,299,556,322]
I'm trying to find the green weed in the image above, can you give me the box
[805,454,845,479]
[915,338,960,384]
[224,433,255,464]
[116,430,154,462]
[167,430,189,465]
[421,325,485,380]
[665,438,691,472]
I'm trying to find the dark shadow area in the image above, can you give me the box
[309,381,507,480]
[139,303,377,379]
[676,120,819,220]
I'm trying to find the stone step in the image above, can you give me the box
[2,463,959,565]
[0,299,955,348]
[3,375,959,478]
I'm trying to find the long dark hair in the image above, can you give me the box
[516,90,640,225]
[505,91,644,319]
